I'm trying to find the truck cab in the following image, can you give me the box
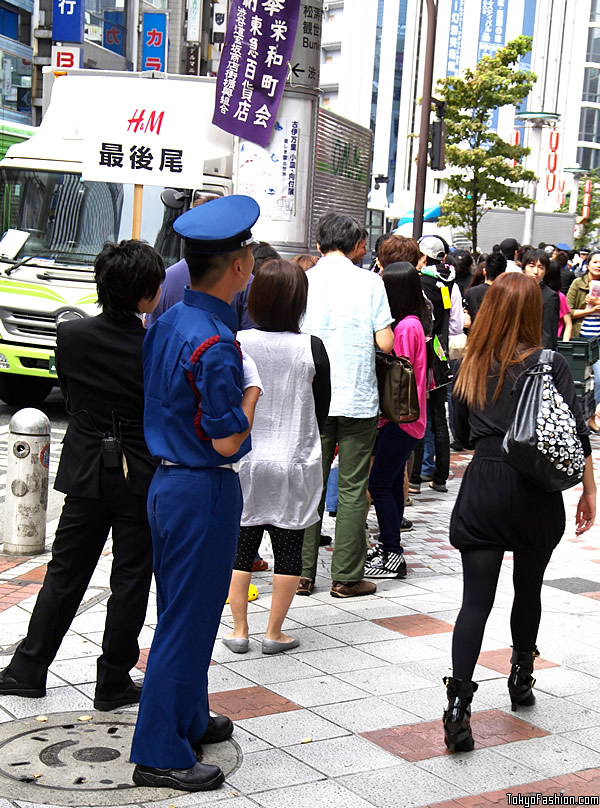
[0,69,234,406]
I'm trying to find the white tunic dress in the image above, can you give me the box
[237,329,323,530]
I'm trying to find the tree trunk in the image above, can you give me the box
[471,182,479,253]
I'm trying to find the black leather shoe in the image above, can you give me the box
[0,667,45,698]
[195,714,233,745]
[94,681,142,711]
[132,762,224,792]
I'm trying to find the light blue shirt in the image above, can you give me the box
[302,253,392,418]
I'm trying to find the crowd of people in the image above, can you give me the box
[0,200,597,790]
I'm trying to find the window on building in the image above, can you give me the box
[577,146,600,171]
[588,27,600,62]
[0,5,18,40]
[85,0,130,56]
[592,0,600,23]
[579,107,600,144]
[583,67,600,103]
[0,49,32,116]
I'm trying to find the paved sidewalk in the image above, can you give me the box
[2,440,600,807]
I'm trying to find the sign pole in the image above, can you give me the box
[132,184,143,239]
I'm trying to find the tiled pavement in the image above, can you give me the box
[3,441,600,806]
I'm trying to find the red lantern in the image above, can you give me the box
[584,192,592,207]
[547,152,558,173]
[559,192,566,205]
[510,129,521,146]
[583,205,591,219]
[559,179,566,193]
[546,173,556,193]
[585,179,593,194]
[549,130,560,151]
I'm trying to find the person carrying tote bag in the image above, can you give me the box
[365,262,428,580]
[443,272,596,754]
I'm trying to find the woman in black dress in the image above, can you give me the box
[444,272,596,752]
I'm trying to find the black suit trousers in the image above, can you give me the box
[9,467,152,694]
[410,385,451,485]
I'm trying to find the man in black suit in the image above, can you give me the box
[522,248,560,350]
[0,240,165,710]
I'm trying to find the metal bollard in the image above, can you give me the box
[3,408,50,555]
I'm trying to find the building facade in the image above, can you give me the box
[320,0,594,222]
[0,0,33,124]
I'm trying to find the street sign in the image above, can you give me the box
[52,0,84,43]
[141,12,167,72]
[186,0,201,42]
[103,11,125,57]
[288,0,322,88]
[186,45,199,76]
[51,45,82,69]
[212,0,227,44]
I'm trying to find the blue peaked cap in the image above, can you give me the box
[173,195,261,254]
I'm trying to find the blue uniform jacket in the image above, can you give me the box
[143,288,251,467]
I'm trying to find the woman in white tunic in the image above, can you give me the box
[223,259,330,655]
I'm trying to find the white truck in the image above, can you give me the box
[0,67,372,406]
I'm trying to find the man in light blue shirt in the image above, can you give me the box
[299,213,393,599]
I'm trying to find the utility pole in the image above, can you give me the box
[413,0,437,241]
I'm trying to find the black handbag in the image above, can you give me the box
[375,351,420,424]
[502,349,586,492]
[426,335,453,391]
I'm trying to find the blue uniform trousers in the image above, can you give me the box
[130,465,242,769]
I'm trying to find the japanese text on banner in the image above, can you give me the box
[142,12,167,72]
[212,0,301,147]
[446,0,465,77]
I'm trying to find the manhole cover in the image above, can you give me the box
[0,711,241,806]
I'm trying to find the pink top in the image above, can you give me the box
[557,291,570,337]
[379,314,428,439]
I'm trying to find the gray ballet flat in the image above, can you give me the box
[221,637,249,654]
[261,637,299,655]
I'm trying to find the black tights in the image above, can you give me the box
[234,525,303,576]
[451,546,554,681]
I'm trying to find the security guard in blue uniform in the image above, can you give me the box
[131,195,262,793]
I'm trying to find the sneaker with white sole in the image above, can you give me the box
[364,550,407,579]
[366,542,382,562]
[400,518,413,532]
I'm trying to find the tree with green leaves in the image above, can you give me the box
[558,169,600,248]
[436,36,537,252]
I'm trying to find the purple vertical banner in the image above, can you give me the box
[212,0,301,148]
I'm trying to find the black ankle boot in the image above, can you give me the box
[442,676,478,752]
[507,647,539,711]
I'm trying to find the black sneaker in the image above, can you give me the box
[364,550,407,579]
[400,518,413,532]
[366,542,382,562]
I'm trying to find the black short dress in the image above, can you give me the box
[450,350,591,553]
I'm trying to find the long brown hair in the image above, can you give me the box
[453,273,542,409]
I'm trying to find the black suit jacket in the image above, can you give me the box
[54,314,157,498]
[541,284,560,350]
